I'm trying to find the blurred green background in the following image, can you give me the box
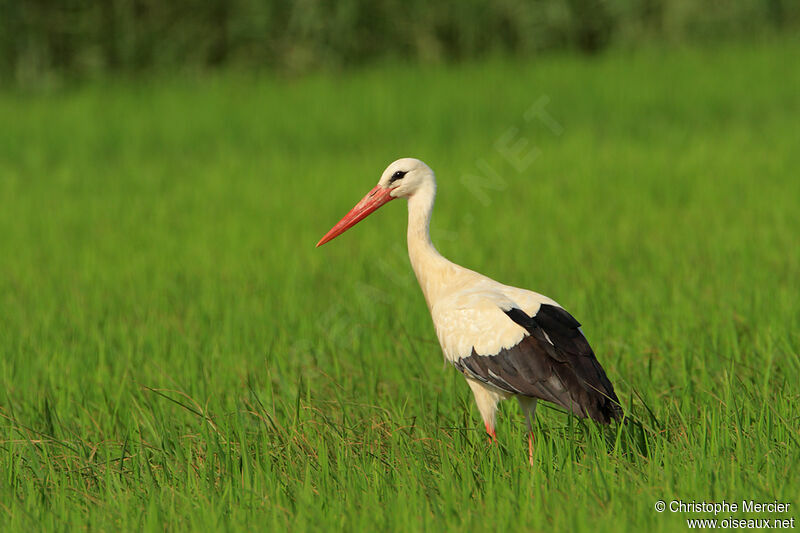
[2,0,799,86]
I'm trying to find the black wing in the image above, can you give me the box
[453,304,621,423]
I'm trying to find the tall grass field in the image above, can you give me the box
[1,39,799,531]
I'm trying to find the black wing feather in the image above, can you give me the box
[453,304,621,423]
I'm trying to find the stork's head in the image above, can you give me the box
[316,158,435,247]
[377,158,435,199]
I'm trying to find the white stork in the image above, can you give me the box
[317,158,621,464]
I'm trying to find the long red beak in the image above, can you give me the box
[316,185,395,247]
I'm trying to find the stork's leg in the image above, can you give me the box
[528,433,534,465]
[517,397,538,466]
[484,421,497,443]
[466,379,503,444]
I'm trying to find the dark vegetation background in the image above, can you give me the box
[2,0,798,86]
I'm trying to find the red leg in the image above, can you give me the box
[484,421,497,443]
[527,432,535,466]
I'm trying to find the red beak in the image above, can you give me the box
[316,185,396,247]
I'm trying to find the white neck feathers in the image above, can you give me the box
[406,181,455,307]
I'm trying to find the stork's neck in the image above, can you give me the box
[406,182,455,306]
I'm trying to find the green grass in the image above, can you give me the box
[1,38,799,531]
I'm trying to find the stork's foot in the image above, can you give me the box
[485,422,497,443]
[528,431,535,466]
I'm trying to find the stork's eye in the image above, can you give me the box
[390,170,407,183]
